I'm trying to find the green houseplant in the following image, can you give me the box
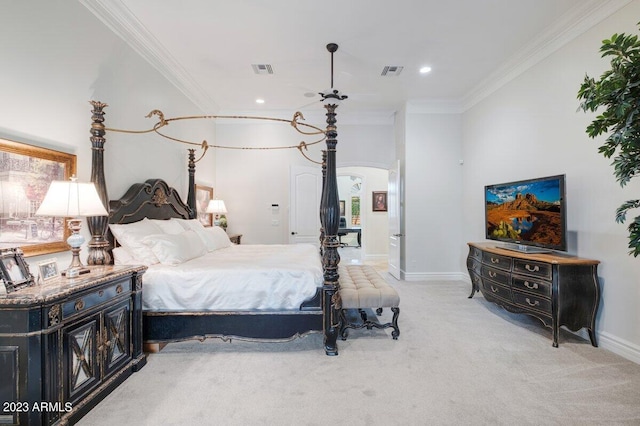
[578,25,640,257]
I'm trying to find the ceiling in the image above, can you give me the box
[83,0,621,116]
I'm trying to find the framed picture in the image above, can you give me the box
[195,184,214,227]
[38,258,59,282]
[339,200,346,216]
[0,247,35,292]
[0,138,77,257]
[372,191,388,212]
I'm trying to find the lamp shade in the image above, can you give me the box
[35,180,108,217]
[206,199,227,214]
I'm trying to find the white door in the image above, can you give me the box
[289,165,322,245]
[388,160,402,279]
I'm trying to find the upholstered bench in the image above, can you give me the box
[338,265,400,340]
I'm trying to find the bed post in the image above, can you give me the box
[319,150,327,254]
[87,100,112,265]
[186,148,196,219]
[320,105,341,356]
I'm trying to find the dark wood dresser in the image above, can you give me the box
[466,242,600,347]
[0,265,146,425]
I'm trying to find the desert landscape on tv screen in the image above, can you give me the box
[486,179,562,247]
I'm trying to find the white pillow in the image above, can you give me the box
[142,230,208,265]
[109,218,162,265]
[112,246,137,266]
[172,218,207,233]
[202,226,233,250]
[171,218,219,251]
[151,219,185,235]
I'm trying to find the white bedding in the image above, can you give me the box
[141,243,323,312]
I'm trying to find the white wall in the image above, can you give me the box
[0,1,214,272]
[461,1,640,361]
[403,111,463,280]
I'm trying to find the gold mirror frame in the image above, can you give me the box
[0,138,77,257]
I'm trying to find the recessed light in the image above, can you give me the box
[256,98,265,104]
[419,66,432,74]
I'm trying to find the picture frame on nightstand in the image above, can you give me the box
[0,247,35,292]
[38,258,59,282]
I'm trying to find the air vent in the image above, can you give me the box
[381,66,404,76]
[252,64,274,75]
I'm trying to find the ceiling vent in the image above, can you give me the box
[252,64,274,75]
[381,66,404,76]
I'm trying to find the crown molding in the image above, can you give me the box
[461,0,632,111]
[80,0,219,113]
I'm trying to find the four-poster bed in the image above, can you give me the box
[86,77,344,354]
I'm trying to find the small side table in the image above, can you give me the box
[229,233,242,244]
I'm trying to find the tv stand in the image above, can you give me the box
[501,242,552,254]
[466,242,600,347]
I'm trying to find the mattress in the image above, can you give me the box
[141,243,323,312]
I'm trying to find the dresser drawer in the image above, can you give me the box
[482,280,512,302]
[512,274,551,297]
[63,278,132,319]
[467,257,482,276]
[512,290,551,313]
[482,252,511,271]
[469,246,483,261]
[513,259,551,280]
[481,266,510,285]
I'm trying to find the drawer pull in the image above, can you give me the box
[490,257,500,264]
[524,281,539,290]
[525,298,539,307]
[525,264,540,272]
[74,299,85,311]
[116,284,123,294]
[98,290,104,297]
[488,271,497,278]
[490,286,499,293]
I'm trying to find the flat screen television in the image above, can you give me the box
[485,174,566,253]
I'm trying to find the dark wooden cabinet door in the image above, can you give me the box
[103,299,132,377]
[63,313,101,405]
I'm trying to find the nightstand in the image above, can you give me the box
[0,265,146,425]
[228,233,242,244]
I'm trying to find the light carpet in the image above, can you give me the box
[79,278,640,425]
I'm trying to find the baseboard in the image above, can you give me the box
[597,331,640,365]
[403,272,468,282]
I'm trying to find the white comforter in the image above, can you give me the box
[142,243,323,312]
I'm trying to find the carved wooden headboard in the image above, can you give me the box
[107,179,193,258]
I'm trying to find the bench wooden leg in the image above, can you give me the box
[391,307,400,340]
[339,307,400,340]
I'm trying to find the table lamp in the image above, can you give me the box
[206,199,228,230]
[35,177,108,277]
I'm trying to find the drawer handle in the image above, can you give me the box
[525,298,539,307]
[524,281,539,290]
[74,299,85,311]
[490,257,500,264]
[525,264,540,272]
[116,284,123,294]
[488,271,497,278]
[490,286,499,293]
